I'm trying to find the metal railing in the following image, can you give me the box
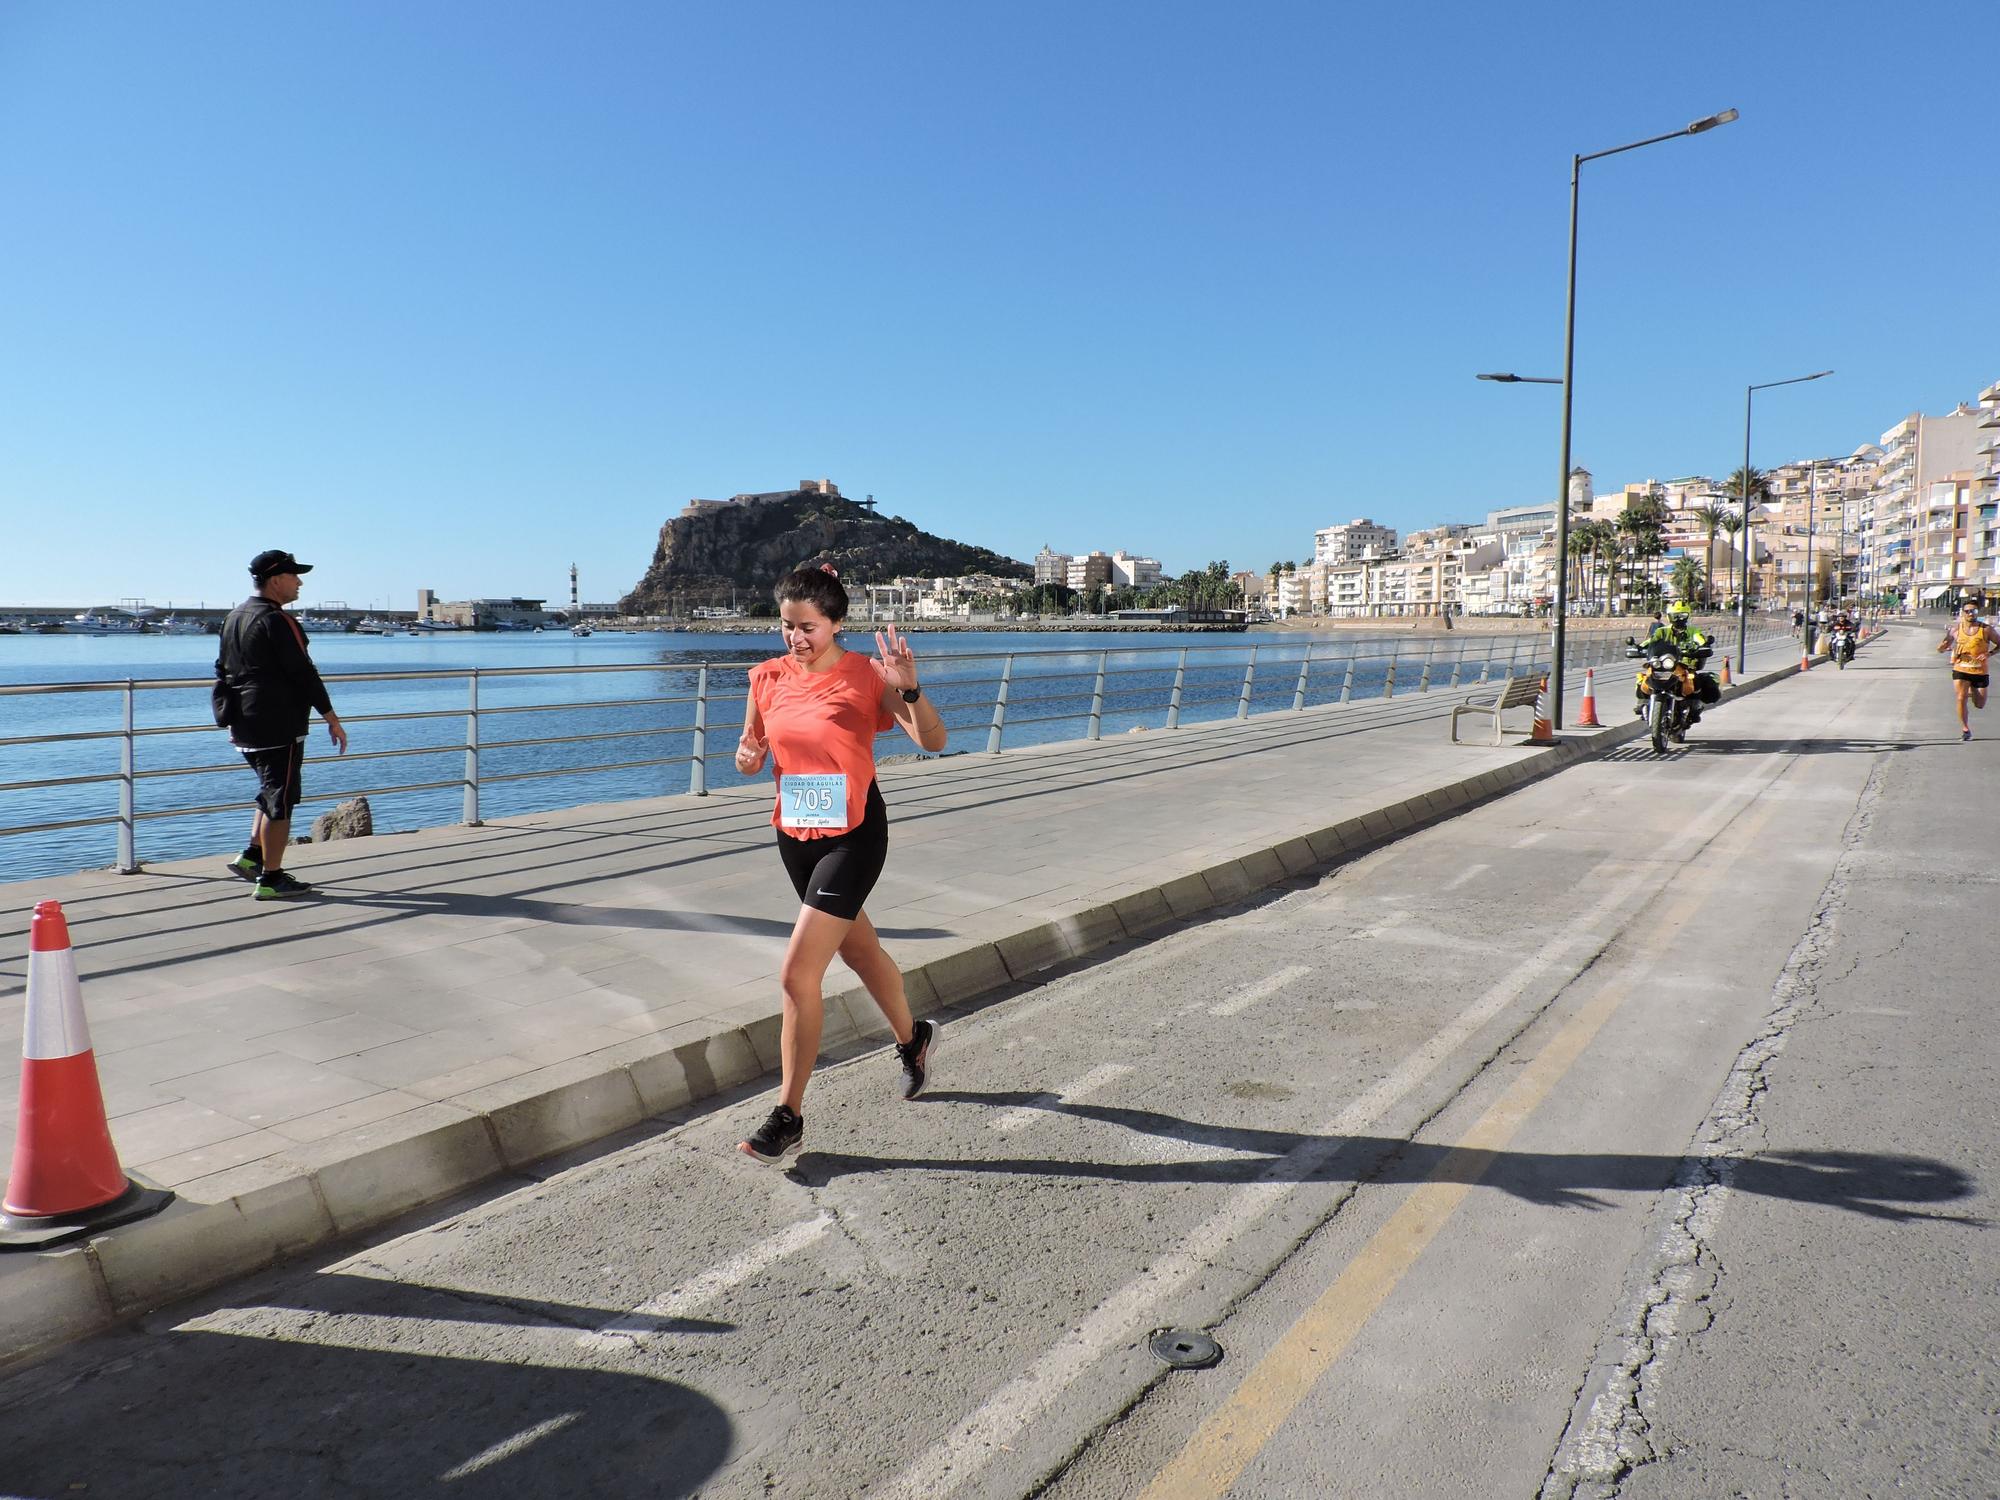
[0,618,1793,875]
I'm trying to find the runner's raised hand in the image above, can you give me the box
[735,727,769,775]
[870,625,919,693]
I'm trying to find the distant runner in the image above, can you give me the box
[734,565,949,1163]
[1938,600,2000,741]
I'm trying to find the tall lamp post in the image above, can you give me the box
[1736,369,1834,675]
[1532,108,1738,728]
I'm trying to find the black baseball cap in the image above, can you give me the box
[249,549,313,582]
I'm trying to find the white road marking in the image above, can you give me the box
[989,1063,1135,1133]
[867,858,1660,1500]
[1208,964,1316,1018]
[868,741,1811,1500]
[1513,830,1548,847]
[577,1212,835,1351]
[441,1412,579,1481]
[1442,863,1489,891]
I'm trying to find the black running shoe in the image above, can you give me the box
[225,852,263,883]
[739,1105,803,1164]
[897,1019,939,1100]
[253,869,315,901]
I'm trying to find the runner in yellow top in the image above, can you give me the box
[1937,600,2000,740]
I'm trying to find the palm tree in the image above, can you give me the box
[1723,466,1772,508]
[1690,504,1731,608]
[1714,511,1744,606]
[1669,555,1705,605]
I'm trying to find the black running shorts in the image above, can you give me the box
[241,741,306,821]
[1952,670,1989,688]
[776,781,888,922]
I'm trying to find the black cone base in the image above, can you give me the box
[0,1176,175,1252]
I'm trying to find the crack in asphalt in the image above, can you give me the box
[1537,757,1884,1500]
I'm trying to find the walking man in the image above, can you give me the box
[1938,600,2000,742]
[212,550,348,899]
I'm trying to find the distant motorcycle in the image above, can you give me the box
[1831,625,1855,668]
[1628,638,1699,754]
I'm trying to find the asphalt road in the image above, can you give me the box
[1,626,1990,1499]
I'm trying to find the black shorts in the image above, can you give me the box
[1953,671,1989,688]
[776,781,888,922]
[241,742,306,821]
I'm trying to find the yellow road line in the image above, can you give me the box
[1137,804,1776,1499]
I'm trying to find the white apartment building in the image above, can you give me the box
[1277,563,1327,617]
[1861,405,1985,607]
[1313,518,1397,566]
[1110,551,1163,590]
[1033,546,1070,586]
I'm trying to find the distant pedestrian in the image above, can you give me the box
[211,550,348,899]
[1792,607,1805,637]
[1938,600,2000,742]
[733,564,949,1163]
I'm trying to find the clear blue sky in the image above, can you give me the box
[2,1,1993,607]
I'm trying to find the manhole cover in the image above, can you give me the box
[1150,1329,1222,1369]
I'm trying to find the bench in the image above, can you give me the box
[1448,673,1541,745]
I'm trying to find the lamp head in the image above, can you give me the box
[1688,108,1739,134]
[1476,373,1521,383]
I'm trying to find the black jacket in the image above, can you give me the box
[212,595,334,747]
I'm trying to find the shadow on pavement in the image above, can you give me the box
[1692,737,1933,756]
[4,1272,735,1498]
[800,1093,1987,1227]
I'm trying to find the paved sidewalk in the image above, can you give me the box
[0,635,1806,1363]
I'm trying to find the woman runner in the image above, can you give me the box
[1938,600,2000,741]
[734,565,949,1162]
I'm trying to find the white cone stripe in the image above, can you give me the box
[23,949,92,1061]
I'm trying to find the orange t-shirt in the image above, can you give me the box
[748,651,896,838]
[1950,622,2000,675]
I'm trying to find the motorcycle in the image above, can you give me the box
[1831,625,1855,668]
[1627,637,1700,754]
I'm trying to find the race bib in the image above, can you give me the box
[780,774,848,830]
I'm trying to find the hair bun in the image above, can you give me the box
[819,563,840,578]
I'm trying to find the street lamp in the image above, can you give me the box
[1736,369,1834,674]
[1544,108,1739,728]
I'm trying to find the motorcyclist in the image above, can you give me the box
[1831,605,1857,661]
[1637,602,1719,721]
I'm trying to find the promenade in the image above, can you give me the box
[0,634,1804,1362]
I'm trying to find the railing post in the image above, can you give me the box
[1383,651,1398,699]
[690,666,709,795]
[116,680,136,873]
[1236,646,1257,721]
[1339,655,1355,703]
[1292,649,1311,711]
[1418,641,1434,694]
[1448,643,1463,688]
[1167,648,1187,729]
[463,670,481,826]
[1478,636,1494,684]
[987,656,1013,754]
[1087,651,1107,740]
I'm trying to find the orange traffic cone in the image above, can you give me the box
[1,900,172,1249]
[1524,674,1558,745]
[1799,643,1812,672]
[1719,657,1733,688]
[1575,668,1603,728]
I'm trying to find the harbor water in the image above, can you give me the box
[0,626,1558,885]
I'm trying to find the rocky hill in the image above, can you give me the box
[620,490,1029,613]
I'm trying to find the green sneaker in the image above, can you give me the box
[225,853,263,882]
[252,870,315,901]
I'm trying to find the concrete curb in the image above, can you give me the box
[0,654,1807,1370]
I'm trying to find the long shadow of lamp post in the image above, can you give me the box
[1736,369,1834,676]
[1484,108,1738,729]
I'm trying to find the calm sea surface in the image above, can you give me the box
[0,626,1549,884]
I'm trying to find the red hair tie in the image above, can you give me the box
[819,564,840,579]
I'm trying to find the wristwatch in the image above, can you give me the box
[900,686,922,703]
